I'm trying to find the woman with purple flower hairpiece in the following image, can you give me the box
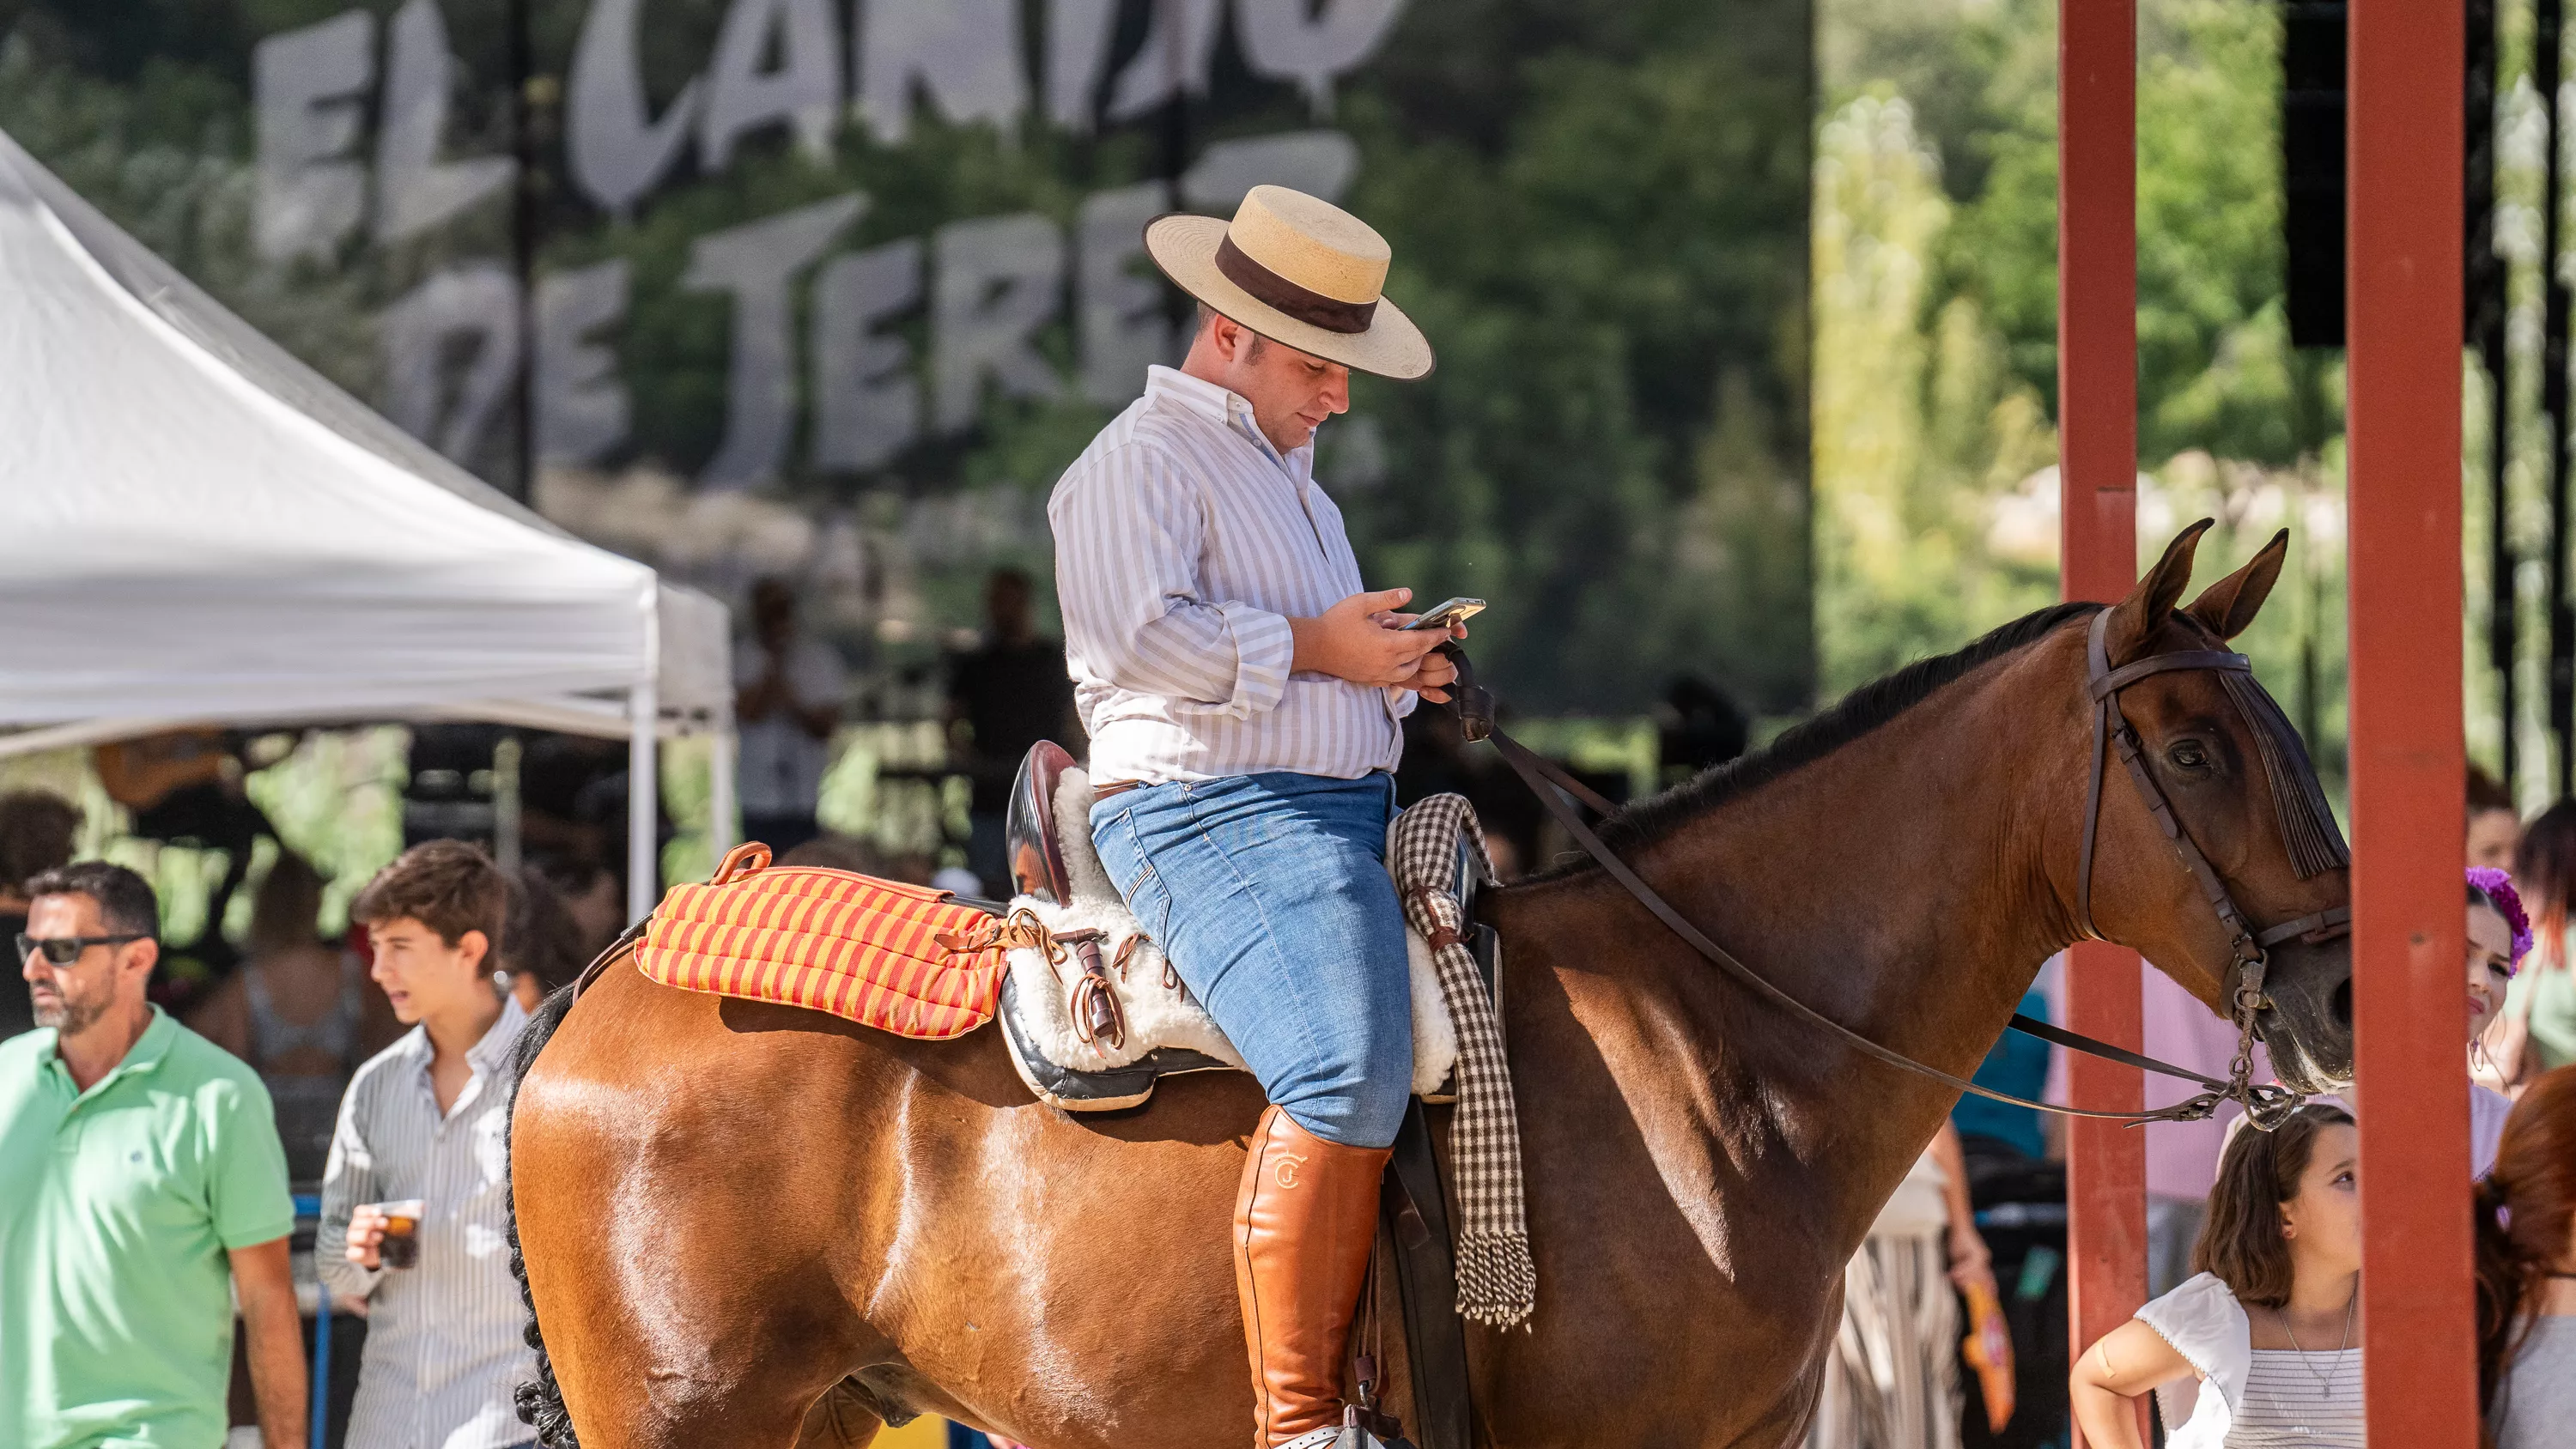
[2464,866,2528,1178]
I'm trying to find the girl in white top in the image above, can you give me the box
[2069,1103,2362,1448]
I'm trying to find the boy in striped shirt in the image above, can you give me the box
[321,840,536,1449]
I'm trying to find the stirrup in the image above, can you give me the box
[1274,1406,1417,1449]
[1275,1428,1413,1449]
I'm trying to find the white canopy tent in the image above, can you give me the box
[0,128,732,919]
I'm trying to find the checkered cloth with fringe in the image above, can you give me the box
[1389,793,1536,1329]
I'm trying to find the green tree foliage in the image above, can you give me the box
[1935,0,2341,463]
[1337,0,1814,713]
[1816,0,2351,789]
[1813,94,2057,691]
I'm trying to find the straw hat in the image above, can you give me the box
[1144,185,1433,379]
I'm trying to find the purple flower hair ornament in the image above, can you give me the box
[2466,865,2534,970]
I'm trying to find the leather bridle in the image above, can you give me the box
[2069,609,2347,1127]
[1443,609,2351,1129]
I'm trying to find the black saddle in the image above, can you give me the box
[1004,738,1078,905]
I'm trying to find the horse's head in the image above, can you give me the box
[2065,521,2354,1092]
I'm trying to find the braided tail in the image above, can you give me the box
[504,985,581,1449]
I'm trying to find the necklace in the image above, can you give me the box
[2279,1293,2357,1398]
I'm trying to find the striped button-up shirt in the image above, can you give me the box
[319,996,534,1449]
[1050,365,1413,784]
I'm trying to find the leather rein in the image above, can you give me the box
[1440,613,2344,1129]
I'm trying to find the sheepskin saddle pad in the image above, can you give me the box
[990,763,1493,1113]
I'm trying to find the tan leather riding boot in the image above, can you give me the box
[1233,1105,1390,1448]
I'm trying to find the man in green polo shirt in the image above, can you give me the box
[1,861,307,1448]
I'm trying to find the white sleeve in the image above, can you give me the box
[2134,1273,2243,1382]
[2470,1083,2512,1179]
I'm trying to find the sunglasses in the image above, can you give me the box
[18,933,148,966]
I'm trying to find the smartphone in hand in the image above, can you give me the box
[1400,597,1485,632]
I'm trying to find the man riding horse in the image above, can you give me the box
[1048,185,1457,1448]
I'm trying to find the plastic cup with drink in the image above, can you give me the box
[375,1199,426,1270]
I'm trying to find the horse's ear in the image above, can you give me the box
[2100,519,2214,665]
[2184,529,2288,641]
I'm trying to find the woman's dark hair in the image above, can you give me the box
[2475,1066,2576,1420]
[2513,801,2576,970]
[2469,766,2515,820]
[2467,878,2530,962]
[248,852,325,955]
[0,791,82,893]
[2190,1103,2356,1308]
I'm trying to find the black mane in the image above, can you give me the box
[1544,600,2104,872]
[504,984,581,1447]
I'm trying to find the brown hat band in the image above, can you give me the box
[1215,233,1380,336]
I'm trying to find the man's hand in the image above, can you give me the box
[1406,645,1461,704]
[1288,589,1452,688]
[1376,608,1467,702]
[344,1203,389,1270]
[230,1237,309,1449]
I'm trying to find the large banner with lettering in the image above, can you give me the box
[3,0,1811,715]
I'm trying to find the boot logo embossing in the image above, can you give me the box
[1273,1153,1307,1189]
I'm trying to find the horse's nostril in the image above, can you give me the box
[2330,979,2353,1029]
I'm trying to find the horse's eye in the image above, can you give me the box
[2167,740,2210,773]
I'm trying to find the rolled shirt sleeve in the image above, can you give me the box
[317,1080,383,1303]
[1054,441,1294,721]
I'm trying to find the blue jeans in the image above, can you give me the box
[1091,772,1413,1149]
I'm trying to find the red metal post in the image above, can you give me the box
[2057,1,2147,1430]
[2346,0,2476,1441]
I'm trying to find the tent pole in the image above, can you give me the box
[708,714,738,859]
[629,680,659,923]
[493,734,523,874]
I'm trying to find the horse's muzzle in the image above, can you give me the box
[2256,936,2356,1094]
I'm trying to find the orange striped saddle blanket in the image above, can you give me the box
[633,843,1014,1040]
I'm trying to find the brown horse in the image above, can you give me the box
[507,524,2354,1448]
